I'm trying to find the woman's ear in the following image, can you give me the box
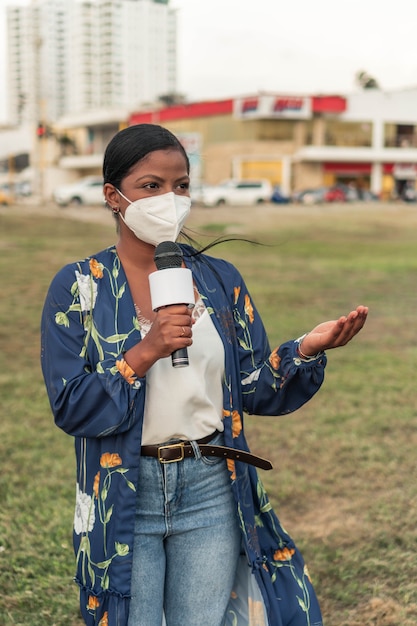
[103,183,119,211]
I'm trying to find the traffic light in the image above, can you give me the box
[36,123,47,139]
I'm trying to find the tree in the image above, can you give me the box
[158,92,187,107]
[355,70,380,90]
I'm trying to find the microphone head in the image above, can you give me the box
[154,241,183,270]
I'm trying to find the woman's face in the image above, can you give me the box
[105,147,190,209]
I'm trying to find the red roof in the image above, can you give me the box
[129,94,347,125]
[129,99,234,125]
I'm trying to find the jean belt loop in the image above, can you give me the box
[190,439,203,460]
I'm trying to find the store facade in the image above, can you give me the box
[129,88,417,198]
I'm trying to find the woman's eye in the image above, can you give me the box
[144,182,159,189]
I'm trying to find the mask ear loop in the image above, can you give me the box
[115,187,131,204]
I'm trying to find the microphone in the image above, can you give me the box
[150,241,195,368]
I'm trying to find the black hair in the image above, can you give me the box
[103,123,190,189]
[180,230,264,256]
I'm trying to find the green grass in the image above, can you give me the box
[1,203,416,625]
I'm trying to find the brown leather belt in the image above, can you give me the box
[140,432,273,471]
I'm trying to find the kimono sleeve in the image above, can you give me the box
[40,263,145,438]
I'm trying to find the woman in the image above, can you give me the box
[41,124,368,626]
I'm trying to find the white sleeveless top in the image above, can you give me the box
[138,297,225,445]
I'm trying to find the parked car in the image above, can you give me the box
[292,187,328,204]
[325,184,380,202]
[15,181,32,197]
[271,185,290,204]
[1,182,31,197]
[401,182,417,202]
[52,176,104,207]
[360,190,379,201]
[0,188,14,205]
[324,185,348,202]
[196,179,273,207]
[190,183,212,205]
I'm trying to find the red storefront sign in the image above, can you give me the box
[324,162,417,178]
[312,96,347,113]
[323,162,372,174]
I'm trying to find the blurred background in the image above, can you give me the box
[0,0,417,205]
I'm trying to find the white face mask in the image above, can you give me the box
[116,190,191,246]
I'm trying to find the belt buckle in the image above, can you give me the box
[158,442,185,463]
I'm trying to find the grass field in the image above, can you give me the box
[1,201,416,625]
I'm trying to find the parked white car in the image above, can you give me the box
[195,180,272,207]
[53,176,104,207]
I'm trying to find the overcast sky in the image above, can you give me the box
[1,0,416,122]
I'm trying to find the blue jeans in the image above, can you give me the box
[127,432,241,626]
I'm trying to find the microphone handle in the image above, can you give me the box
[171,347,189,368]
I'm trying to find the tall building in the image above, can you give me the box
[6,0,177,125]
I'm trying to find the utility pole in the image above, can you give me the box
[8,154,15,200]
[34,19,46,201]
[36,100,47,202]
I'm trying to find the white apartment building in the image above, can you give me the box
[6,0,177,125]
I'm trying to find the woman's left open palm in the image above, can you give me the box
[300,305,368,356]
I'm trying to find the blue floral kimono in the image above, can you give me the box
[41,244,327,626]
